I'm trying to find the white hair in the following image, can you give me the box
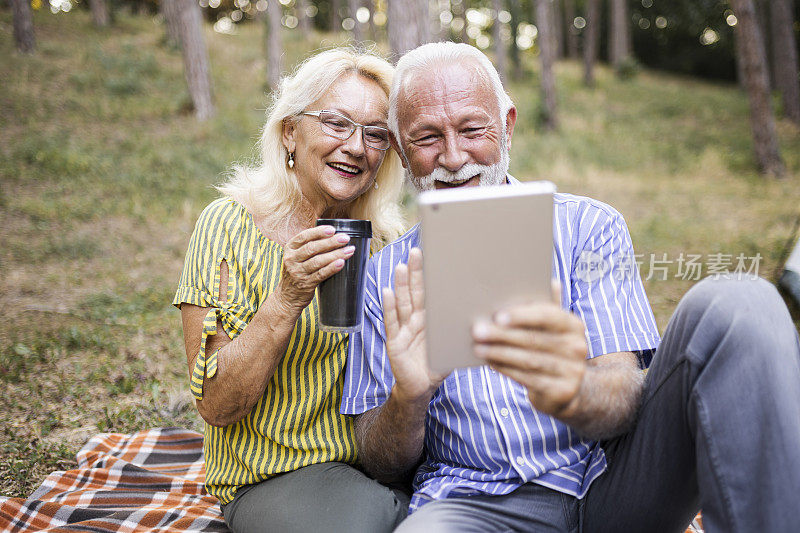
[388,42,514,138]
[216,48,406,253]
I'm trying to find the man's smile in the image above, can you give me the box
[433,174,481,189]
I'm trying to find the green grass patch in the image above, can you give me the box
[0,436,76,498]
[1,8,798,497]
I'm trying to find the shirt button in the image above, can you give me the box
[500,408,510,417]
[516,456,525,466]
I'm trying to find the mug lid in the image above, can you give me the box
[316,218,372,237]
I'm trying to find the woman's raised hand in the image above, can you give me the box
[278,225,355,311]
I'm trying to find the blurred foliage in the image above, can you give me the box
[614,56,640,79]
[2,0,800,500]
[22,0,798,82]
[629,0,737,81]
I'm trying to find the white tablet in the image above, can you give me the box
[418,180,555,373]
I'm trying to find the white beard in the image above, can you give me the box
[405,137,511,192]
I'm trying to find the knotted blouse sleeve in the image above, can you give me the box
[172,199,251,400]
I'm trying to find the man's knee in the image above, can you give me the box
[679,276,776,316]
[676,276,788,333]
[671,276,797,365]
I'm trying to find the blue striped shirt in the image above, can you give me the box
[341,185,660,512]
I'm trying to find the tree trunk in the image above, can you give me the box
[388,0,426,57]
[754,0,773,88]
[734,23,747,88]
[367,0,378,41]
[508,0,523,80]
[88,0,110,27]
[536,0,558,130]
[174,0,215,120]
[266,0,283,92]
[731,0,785,177]
[297,0,312,39]
[331,0,341,32]
[609,0,630,69]
[459,2,469,44]
[162,0,181,48]
[349,0,364,42]
[10,0,35,54]
[770,0,800,124]
[417,0,431,47]
[551,0,564,58]
[563,0,578,58]
[492,0,507,83]
[582,0,600,86]
[431,1,446,41]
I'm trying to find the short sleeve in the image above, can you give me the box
[173,200,232,310]
[569,208,660,363]
[173,199,245,400]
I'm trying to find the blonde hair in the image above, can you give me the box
[217,48,406,252]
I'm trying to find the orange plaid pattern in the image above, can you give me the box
[0,428,227,532]
[0,427,703,532]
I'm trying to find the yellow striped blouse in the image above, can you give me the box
[172,197,357,505]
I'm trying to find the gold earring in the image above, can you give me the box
[288,152,295,169]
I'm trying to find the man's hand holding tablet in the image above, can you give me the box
[380,181,593,421]
[471,281,590,419]
[383,182,587,422]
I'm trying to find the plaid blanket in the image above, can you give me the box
[0,428,228,532]
[0,427,703,532]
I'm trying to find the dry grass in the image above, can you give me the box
[1,8,799,497]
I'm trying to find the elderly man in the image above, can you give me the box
[342,42,800,532]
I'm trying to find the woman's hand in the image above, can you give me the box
[277,225,356,312]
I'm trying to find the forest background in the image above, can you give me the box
[2,0,799,497]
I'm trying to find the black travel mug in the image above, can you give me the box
[316,219,372,333]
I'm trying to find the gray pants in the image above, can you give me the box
[222,462,409,533]
[397,277,800,533]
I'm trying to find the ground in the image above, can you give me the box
[1,9,799,497]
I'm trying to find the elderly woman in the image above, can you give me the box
[172,49,408,533]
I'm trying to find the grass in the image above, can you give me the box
[1,8,799,498]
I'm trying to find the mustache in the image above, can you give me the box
[412,163,492,190]
[428,163,488,183]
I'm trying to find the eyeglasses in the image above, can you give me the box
[301,110,391,151]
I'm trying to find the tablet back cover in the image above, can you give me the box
[419,181,555,373]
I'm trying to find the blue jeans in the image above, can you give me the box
[396,277,800,532]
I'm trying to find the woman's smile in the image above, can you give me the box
[327,161,363,177]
